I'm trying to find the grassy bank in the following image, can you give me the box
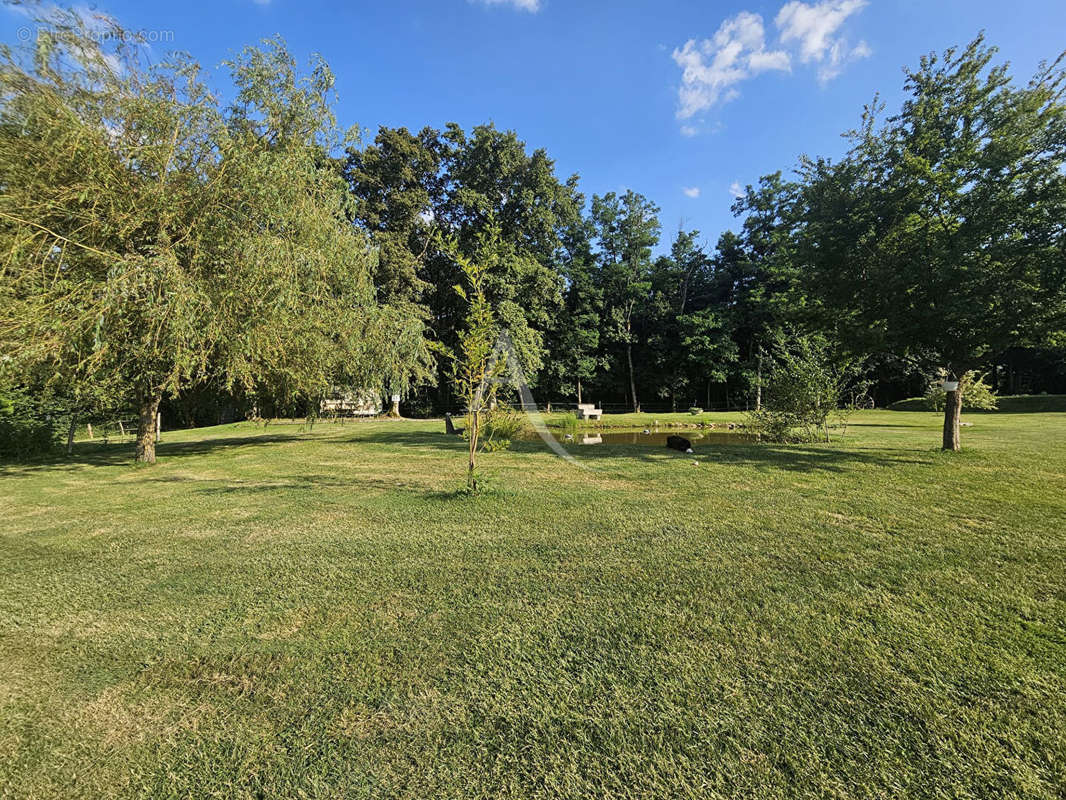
[540,410,749,430]
[2,411,1065,798]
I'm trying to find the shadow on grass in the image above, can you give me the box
[351,430,931,473]
[1,425,933,482]
[0,433,306,476]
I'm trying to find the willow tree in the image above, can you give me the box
[0,10,428,461]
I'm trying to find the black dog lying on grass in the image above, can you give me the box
[666,435,693,453]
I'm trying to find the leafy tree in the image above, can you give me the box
[591,190,660,412]
[344,125,441,306]
[644,230,737,410]
[545,210,604,404]
[678,307,738,410]
[347,123,580,411]
[797,36,1066,449]
[0,12,428,462]
[749,329,864,442]
[717,175,803,409]
[437,227,508,492]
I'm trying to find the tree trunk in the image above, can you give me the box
[756,347,763,411]
[626,342,638,413]
[467,411,479,490]
[942,386,962,451]
[576,378,582,406]
[135,394,161,463]
[66,416,77,455]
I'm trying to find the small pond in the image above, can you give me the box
[532,428,757,447]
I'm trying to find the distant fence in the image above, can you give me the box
[537,401,749,414]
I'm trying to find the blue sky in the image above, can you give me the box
[4,0,1066,252]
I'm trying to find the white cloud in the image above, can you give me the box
[672,11,790,120]
[729,181,745,199]
[472,0,541,11]
[775,0,870,82]
[670,0,871,131]
[682,186,701,198]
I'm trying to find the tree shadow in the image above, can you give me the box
[0,433,306,477]
[351,429,931,474]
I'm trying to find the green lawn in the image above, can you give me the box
[2,411,1065,798]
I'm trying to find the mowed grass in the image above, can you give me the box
[1,411,1065,799]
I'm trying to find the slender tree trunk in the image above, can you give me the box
[467,411,479,490]
[942,386,962,451]
[756,347,763,411]
[66,415,77,455]
[135,393,161,464]
[626,343,638,413]
[576,378,582,406]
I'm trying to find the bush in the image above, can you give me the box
[688,407,703,415]
[0,417,59,459]
[0,388,62,459]
[890,372,1000,412]
[556,411,579,433]
[747,330,866,443]
[924,370,997,412]
[889,393,1066,413]
[465,406,530,452]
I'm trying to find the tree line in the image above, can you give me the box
[2,5,1065,456]
[342,35,1066,453]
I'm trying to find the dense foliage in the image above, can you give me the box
[0,9,429,461]
[2,6,1064,456]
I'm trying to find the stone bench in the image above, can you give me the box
[576,403,602,421]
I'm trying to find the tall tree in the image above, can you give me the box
[343,126,441,307]
[720,174,803,409]
[797,36,1066,449]
[645,229,738,410]
[591,190,660,412]
[0,13,428,461]
[545,200,603,404]
[347,122,582,411]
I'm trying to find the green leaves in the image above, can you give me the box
[0,13,430,453]
[799,35,1066,372]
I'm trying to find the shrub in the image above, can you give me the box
[466,406,530,452]
[0,388,62,459]
[924,370,998,412]
[557,411,579,433]
[688,407,703,415]
[747,330,866,443]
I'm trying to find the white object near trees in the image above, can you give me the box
[576,403,602,421]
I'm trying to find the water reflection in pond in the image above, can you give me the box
[535,428,757,447]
